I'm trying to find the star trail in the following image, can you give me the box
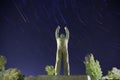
[0,0,120,76]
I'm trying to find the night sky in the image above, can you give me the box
[0,0,120,76]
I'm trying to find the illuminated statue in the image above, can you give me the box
[55,26,70,75]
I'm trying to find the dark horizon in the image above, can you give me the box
[0,0,120,76]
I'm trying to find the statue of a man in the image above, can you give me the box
[55,26,70,75]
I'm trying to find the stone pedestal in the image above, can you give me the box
[36,75,90,80]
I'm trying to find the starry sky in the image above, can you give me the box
[0,0,120,76]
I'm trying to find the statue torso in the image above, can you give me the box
[57,38,68,50]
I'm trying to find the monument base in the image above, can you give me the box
[36,75,90,80]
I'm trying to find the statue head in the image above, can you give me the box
[60,34,65,39]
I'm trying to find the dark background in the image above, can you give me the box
[0,0,120,76]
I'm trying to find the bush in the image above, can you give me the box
[102,67,120,79]
[45,65,55,75]
[24,76,36,80]
[1,68,24,80]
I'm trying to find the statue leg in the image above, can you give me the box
[63,50,70,75]
[55,49,62,75]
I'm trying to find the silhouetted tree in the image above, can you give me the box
[84,54,102,80]
[0,55,7,71]
[0,55,7,80]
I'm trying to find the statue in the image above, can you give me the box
[55,26,70,75]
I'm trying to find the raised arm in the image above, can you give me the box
[55,26,60,39]
[64,27,69,39]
